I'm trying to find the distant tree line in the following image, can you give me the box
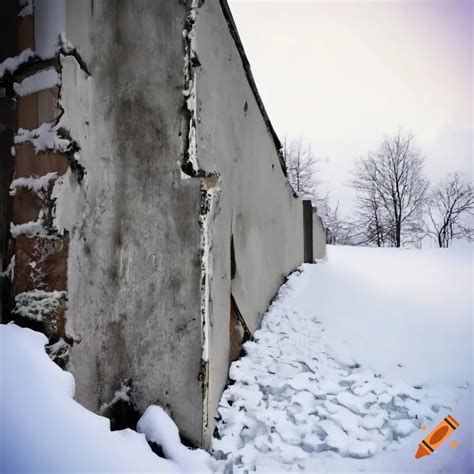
[282,131,473,248]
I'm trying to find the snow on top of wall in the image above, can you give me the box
[13,68,60,97]
[0,5,75,79]
[10,220,48,238]
[9,208,54,238]
[10,172,58,195]
[14,122,71,153]
[0,49,36,79]
[0,36,78,80]
[13,290,66,322]
[0,324,217,472]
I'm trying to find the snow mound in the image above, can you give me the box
[0,324,211,472]
[138,406,217,473]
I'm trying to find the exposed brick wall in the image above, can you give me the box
[0,0,18,323]
[2,3,70,341]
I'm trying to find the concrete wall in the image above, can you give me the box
[313,213,327,260]
[2,0,325,448]
[194,1,306,443]
[60,0,205,445]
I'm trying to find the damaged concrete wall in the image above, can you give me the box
[59,0,205,445]
[1,0,206,446]
[2,0,326,448]
[192,1,313,443]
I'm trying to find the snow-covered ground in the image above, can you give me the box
[212,244,473,473]
[1,245,471,473]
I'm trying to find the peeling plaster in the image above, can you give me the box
[181,0,202,178]
[199,176,221,436]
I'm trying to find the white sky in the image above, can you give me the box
[228,0,473,215]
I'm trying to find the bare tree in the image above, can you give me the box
[282,137,319,198]
[317,197,339,244]
[350,131,428,247]
[282,137,350,243]
[350,161,389,247]
[426,173,473,247]
[313,196,355,246]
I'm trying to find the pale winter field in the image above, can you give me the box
[1,244,472,473]
[212,244,473,473]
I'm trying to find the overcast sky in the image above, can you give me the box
[228,0,473,215]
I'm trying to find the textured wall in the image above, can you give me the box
[2,0,325,448]
[193,0,308,444]
[313,214,327,260]
[61,0,205,445]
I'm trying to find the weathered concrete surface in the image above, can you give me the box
[194,0,307,443]
[61,0,205,445]
[2,0,327,448]
[313,213,327,260]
